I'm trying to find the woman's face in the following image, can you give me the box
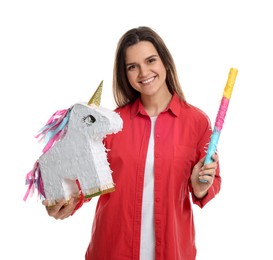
[125,41,168,98]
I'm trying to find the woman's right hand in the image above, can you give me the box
[42,195,80,220]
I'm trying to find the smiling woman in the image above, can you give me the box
[41,26,221,260]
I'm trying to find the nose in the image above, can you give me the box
[139,65,149,77]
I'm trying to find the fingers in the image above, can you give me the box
[199,154,218,183]
[43,196,79,220]
[199,172,215,184]
[211,153,219,163]
[59,197,79,219]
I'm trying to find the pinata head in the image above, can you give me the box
[88,80,103,106]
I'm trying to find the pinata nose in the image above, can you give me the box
[88,80,103,106]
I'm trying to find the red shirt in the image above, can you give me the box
[84,94,221,260]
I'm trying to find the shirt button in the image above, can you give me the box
[155,198,160,202]
[156,241,161,246]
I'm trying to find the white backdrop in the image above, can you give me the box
[1,0,272,259]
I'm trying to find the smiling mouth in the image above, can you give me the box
[140,77,155,84]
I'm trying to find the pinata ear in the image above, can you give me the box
[88,80,103,106]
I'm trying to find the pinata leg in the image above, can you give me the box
[62,178,80,200]
[79,175,115,199]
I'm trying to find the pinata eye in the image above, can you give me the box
[82,115,96,125]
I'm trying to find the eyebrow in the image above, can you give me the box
[126,54,159,67]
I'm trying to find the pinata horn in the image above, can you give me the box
[88,80,103,106]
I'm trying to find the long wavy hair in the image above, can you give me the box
[112,26,185,107]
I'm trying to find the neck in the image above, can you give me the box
[141,90,172,117]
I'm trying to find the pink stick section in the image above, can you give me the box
[215,97,230,131]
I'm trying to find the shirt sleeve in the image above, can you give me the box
[71,180,91,216]
[190,168,221,208]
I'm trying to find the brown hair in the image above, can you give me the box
[112,26,185,107]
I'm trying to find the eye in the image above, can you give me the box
[147,57,156,64]
[127,64,137,71]
[82,115,96,125]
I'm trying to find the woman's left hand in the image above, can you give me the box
[190,153,219,199]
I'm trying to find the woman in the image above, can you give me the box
[44,26,221,260]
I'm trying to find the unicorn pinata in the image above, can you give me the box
[23,81,123,206]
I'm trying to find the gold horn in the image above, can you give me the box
[88,80,103,106]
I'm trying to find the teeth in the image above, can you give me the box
[142,77,154,84]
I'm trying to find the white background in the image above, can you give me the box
[1,0,272,259]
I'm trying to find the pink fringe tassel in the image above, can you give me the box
[23,160,45,201]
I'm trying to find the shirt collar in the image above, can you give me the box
[130,93,182,119]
